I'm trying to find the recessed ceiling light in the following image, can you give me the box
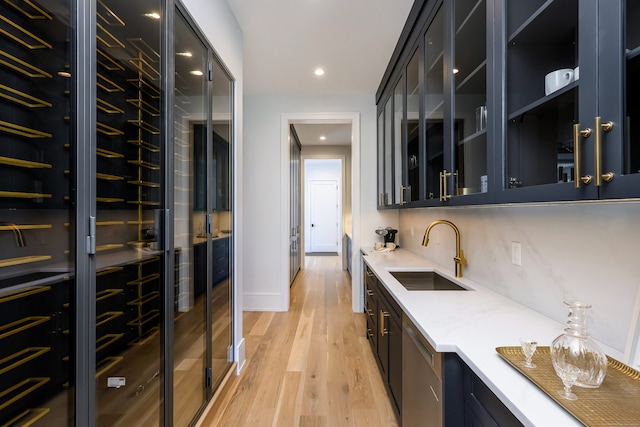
[319,136,326,141]
[190,70,203,76]
[144,12,160,19]
[314,68,325,76]
[453,68,460,74]
[177,52,192,57]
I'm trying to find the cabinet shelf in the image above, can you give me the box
[96,73,124,93]
[127,78,160,99]
[0,49,51,78]
[127,291,159,306]
[97,48,124,71]
[126,273,160,286]
[96,172,124,181]
[95,288,123,302]
[459,128,487,145]
[96,122,124,136]
[95,356,123,378]
[126,98,160,116]
[127,139,160,152]
[127,200,160,206]
[96,266,123,277]
[96,221,125,226]
[95,333,123,352]
[0,316,50,340]
[0,83,51,108]
[127,37,160,63]
[96,22,124,49]
[127,309,159,327]
[97,0,125,26]
[127,256,159,266]
[128,57,159,81]
[63,243,122,255]
[1,407,50,427]
[508,81,576,120]
[508,0,577,45]
[96,98,124,114]
[0,377,50,412]
[96,147,124,158]
[0,347,50,376]
[0,191,51,199]
[5,0,53,19]
[0,120,51,138]
[0,256,51,269]
[95,311,123,327]
[127,180,159,187]
[127,119,160,135]
[0,224,51,231]
[0,286,50,304]
[455,59,486,92]
[96,197,124,203]
[127,219,155,226]
[0,15,52,50]
[628,45,640,61]
[0,156,51,169]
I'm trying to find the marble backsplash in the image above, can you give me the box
[397,200,640,366]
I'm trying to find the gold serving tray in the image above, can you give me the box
[496,346,640,426]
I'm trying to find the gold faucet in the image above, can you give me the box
[422,220,466,277]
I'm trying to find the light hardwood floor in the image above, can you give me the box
[205,255,400,427]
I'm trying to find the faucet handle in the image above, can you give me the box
[455,249,467,265]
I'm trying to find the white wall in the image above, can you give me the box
[181,0,246,369]
[243,95,398,311]
[397,202,640,365]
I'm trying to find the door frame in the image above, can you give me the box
[280,113,361,312]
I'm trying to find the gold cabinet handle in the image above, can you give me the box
[400,185,411,205]
[573,124,592,187]
[366,308,374,316]
[367,328,374,339]
[439,170,452,201]
[594,117,614,186]
[379,310,390,336]
[366,289,374,297]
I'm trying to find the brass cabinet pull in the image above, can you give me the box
[366,308,374,316]
[365,270,374,278]
[379,310,390,336]
[366,289,374,297]
[367,328,373,339]
[572,124,592,187]
[400,185,411,205]
[439,170,452,201]
[594,117,614,186]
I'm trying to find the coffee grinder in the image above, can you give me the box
[375,227,398,245]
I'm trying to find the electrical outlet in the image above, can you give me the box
[511,241,522,266]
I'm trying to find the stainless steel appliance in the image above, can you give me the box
[403,315,443,427]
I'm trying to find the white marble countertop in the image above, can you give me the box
[362,248,622,427]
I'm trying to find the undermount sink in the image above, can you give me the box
[389,271,468,291]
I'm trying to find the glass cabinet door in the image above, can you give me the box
[597,0,640,198]
[173,9,208,426]
[94,0,164,424]
[452,0,487,198]
[424,5,445,201]
[0,0,74,424]
[503,0,599,201]
[383,97,393,206]
[209,54,233,394]
[405,48,421,203]
[393,76,405,205]
[377,110,385,206]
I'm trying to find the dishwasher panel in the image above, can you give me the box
[402,315,443,427]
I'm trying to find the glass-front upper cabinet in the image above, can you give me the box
[0,0,74,424]
[393,76,405,205]
[405,47,421,204]
[451,0,488,199]
[424,4,445,201]
[503,0,640,202]
[377,96,393,207]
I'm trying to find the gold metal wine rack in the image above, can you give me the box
[0,49,51,78]
[0,120,51,138]
[0,407,50,427]
[0,377,50,412]
[0,14,51,49]
[0,256,51,269]
[0,316,49,340]
[0,156,51,168]
[0,347,50,376]
[4,0,52,20]
[0,83,51,107]
[0,286,50,304]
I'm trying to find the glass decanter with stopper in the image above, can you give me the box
[550,301,608,388]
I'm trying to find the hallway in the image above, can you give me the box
[208,255,399,426]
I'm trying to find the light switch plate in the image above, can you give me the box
[511,241,522,266]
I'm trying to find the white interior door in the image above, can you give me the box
[309,179,339,252]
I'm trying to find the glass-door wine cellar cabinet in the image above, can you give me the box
[0,1,235,426]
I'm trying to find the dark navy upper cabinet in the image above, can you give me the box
[377,0,639,207]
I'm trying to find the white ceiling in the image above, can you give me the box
[293,123,352,146]
[225,0,415,97]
